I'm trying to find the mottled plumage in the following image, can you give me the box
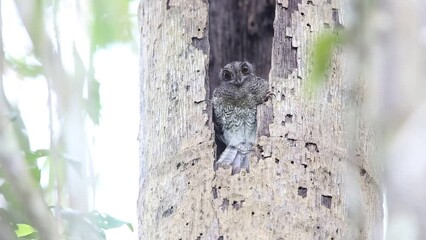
[213,61,269,175]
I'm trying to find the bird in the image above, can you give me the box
[212,61,271,175]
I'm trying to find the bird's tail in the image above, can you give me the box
[216,146,250,175]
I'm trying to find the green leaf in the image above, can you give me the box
[24,150,48,183]
[5,56,43,78]
[306,30,344,92]
[7,111,41,182]
[27,149,49,160]
[86,211,134,232]
[73,46,101,125]
[86,79,101,125]
[91,0,132,48]
[15,224,36,237]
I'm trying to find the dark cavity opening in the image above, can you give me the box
[209,0,276,163]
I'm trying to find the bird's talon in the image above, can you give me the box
[264,91,275,102]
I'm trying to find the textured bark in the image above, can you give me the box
[138,0,382,239]
[138,1,213,239]
[208,0,275,92]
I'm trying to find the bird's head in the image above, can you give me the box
[219,61,255,87]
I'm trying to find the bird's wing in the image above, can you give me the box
[250,77,269,104]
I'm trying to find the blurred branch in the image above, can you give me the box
[0,0,7,112]
[0,144,60,239]
[0,217,16,240]
[0,1,58,229]
[13,0,71,108]
[14,0,89,212]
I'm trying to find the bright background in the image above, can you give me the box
[1,0,139,239]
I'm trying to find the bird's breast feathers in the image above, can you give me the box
[214,103,257,146]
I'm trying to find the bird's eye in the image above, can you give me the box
[241,64,250,75]
[223,70,232,81]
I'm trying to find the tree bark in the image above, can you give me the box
[138,0,382,239]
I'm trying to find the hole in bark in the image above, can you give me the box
[285,114,293,123]
[209,0,276,162]
[252,211,255,215]
[290,160,294,164]
[327,92,333,102]
[360,168,366,176]
[321,195,332,209]
[332,9,343,28]
[305,142,319,153]
[259,145,264,154]
[209,0,275,93]
[212,186,218,199]
[275,158,280,164]
[285,133,297,146]
[221,198,229,211]
[186,222,189,225]
[191,158,200,166]
[298,187,307,198]
[232,200,243,210]
[162,206,174,218]
[192,37,209,54]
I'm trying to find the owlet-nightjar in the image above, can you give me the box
[213,61,270,175]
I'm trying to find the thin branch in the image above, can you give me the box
[0,9,18,238]
[14,0,89,213]
[0,150,60,240]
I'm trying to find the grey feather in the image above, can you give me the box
[216,146,237,169]
[213,61,269,175]
[231,153,243,175]
[241,154,250,173]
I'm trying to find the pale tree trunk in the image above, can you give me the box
[138,0,382,239]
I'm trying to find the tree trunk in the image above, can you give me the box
[138,0,382,239]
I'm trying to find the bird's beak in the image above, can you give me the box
[235,77,244,86]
